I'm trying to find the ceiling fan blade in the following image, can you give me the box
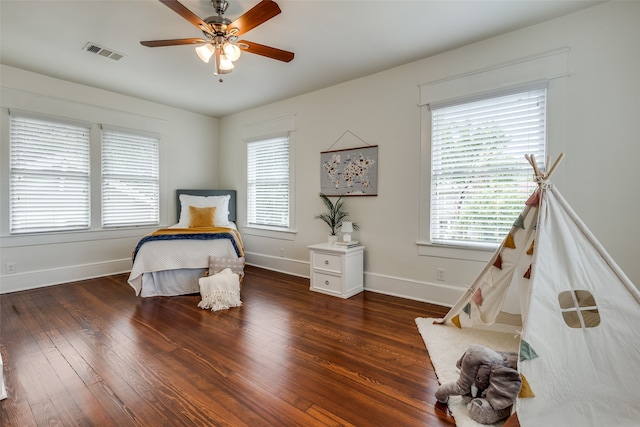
[159,0,211,34]
[229,0,281,37]
[141,38,207,47]
[239,40,294,62]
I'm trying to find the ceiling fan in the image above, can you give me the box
[141,0,294,75]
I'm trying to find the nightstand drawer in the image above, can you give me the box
[312,272,341,294]
[312,252,342,273]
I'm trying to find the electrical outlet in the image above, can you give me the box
[279,248,284,257]
[6,262,16,274]
[437,268,445,281]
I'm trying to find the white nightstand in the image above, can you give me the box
[308,243,364,298]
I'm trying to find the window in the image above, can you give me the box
[247,136,290,229]
[8,112,161,235]
[558,290,600,328]
[419,49,568,258]
[430,88,546,247]
[101,128,159,227]
[9,113,90,234]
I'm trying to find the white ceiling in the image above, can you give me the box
[1,0,603,118]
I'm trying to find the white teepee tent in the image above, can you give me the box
[435,155,640,427]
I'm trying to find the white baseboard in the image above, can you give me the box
[245,250,463,307]
[245,251,310,278]
[363,271,461,307]
[0,252,465,308]
[0,259,131,294]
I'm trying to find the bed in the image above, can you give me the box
[127,189,244,297]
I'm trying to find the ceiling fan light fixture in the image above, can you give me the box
[142,0,294,76]
[213,48,233,75]
[195,44,215,63]
[223,42,241,61]
[219,53,235,71]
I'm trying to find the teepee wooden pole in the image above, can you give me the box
[525,153,564,182]
[525,154,542,178]
[545,153,565,180]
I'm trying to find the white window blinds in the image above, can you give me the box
[247,136,290,228]
[101,128,159,227]
[431,88,546,246]
[10,113,91,234]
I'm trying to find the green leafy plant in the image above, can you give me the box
[314,193,359,235]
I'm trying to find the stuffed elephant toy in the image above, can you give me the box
[435,344,521,424]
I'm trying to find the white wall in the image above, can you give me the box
[0,65,219,293]
[2,2,638,304]
[219,1,640,304]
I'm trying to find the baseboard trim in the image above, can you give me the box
[363,271,461,307]
[0,259,131,294]
[245,251,463,307]
[245,251,310,278]
[1,252,465,307]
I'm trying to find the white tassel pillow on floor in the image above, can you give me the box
[198,268,242,311]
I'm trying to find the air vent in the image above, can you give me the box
[82,42,125,61]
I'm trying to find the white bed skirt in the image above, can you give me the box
[140,268,207,297]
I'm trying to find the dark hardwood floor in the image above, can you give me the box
[1,265,455,426]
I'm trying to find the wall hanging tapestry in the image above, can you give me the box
[320,145,378,196]
[320,131,378,196]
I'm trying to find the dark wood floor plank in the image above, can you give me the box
[86,380,143,426]
[45,328,103,389]
[305,403,358,427]
[0,348,38,426]
[65,386,116,427]
[1,293,44,359]
[55,328,189,427]
[1,266,456,427]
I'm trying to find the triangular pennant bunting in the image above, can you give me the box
[525,189,540,206]
[462,302,471,317]
[527,240,535,255]
[519,373,536,398]
[519,339,539,361]
[451,314,461,329]
[504,233,516,249]
[472,288,484,306]
[493,253,503,269]
[513,214,526,229]
[523,265,532,279]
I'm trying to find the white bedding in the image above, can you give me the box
[127,223,240,296]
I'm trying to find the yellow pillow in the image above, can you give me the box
[189,206,216,228]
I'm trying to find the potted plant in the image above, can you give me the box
[315,193,359,244]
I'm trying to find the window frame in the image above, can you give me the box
[101,125,160,228]
[429,85,547,249]
[241,116,297,241]
[9,111,92,234]
[245,133,296,239]
[417,48,570,261]
[2,100,165,244]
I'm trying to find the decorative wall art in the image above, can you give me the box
[320,145,378,196]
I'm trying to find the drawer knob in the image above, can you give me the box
[324,260,329,265]
[325,280,330,285]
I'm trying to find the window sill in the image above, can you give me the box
[241,225,297,241]
[416,240,495,262]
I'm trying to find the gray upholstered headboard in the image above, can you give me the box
[176,189,237,223]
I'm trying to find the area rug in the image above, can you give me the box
[415,318,520,427]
